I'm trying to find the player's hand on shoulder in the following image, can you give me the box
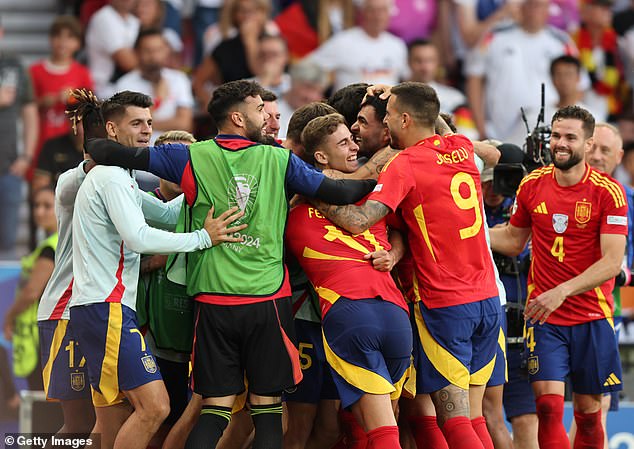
[364,249,395,272]
[524,286,566,325]
[203,205,248,245]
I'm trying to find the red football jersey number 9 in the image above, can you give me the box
[450,172,483,240]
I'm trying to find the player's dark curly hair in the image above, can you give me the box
[328,83,370,127]
[551,105,595,139]
[207,80,264,128]
[65,88,107,140]
[359,94,388,123]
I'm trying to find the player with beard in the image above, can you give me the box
[490,106,626,449]
[85,80,377,449]
[311,82,501,449]
[286,113,412,449]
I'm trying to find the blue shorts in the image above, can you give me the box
[412,296,502,393]
[503,345,535,420]
[487,313,508,387]
[38,319,91,401]
[70,303,162,407]
[322,298,412,409]
[525,319,622,395]
[283,319,338,404]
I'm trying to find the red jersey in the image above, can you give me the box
[29,60,93,173]
[510,164,628,326]
[285,202,407,317]
[369,134,498,309]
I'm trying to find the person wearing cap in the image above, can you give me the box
[277,60,329,140]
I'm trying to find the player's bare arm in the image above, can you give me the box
[489,222,531,256]
[435,114,453,136]
[311,199,390,235]
[473,141,500,167]
[525,233,625,325]
[322,147,400,181]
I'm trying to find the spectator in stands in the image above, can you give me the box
[135,0,184,62]
[29,16,93,182]
[618,111,634,143]
[192,0,279,105]
[549,55,608,121]
[250,35,291,98]
[3,186,57,390]
[116,29,194,143]
[388,0,439,43]
[275,0,355,59]
[85,0,140,98]
[573,0,626,119]
[192,0,223,66]
[261,90,281,141]
[465,0,576,145]
[0,22,39,260]
[306,0,409,92]
[31,124,84,193]
[277,60,328,140]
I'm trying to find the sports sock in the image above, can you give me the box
[408,415,449,449]
[535,394,569,449]
[184,405,232,449]
[340,409,369,449]
[367,425,401,449]
[573,410,603,449]
[441,416,485,449]
[471,416,495,449]
[250,402,283,449]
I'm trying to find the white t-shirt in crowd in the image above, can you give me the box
[85,5,140,99]
[115,68,195,143]
[307,27,409,92]
[465,23,575,145]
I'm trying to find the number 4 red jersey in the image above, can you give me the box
[285,202,407,317]
[368,134,499,309]
[510,164,628,326]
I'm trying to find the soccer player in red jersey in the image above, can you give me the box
[490,106,626,449]
[311,82,501,449]
[286,113,413,449]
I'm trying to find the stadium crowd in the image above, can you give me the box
[1,0,634,448]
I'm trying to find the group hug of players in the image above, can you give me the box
[32,79,625,449]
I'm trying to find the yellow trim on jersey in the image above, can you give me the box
[41,319,68,399]
[588,173,626,208]
[516,166,554,195]
[99,303,123,405]
[381,152,401,173]
[414,305,470,389]
[593,287,614,329]
[315,286,341,304]
[413,205,437,262]
[322,331,395,395]
[303,247,366,263]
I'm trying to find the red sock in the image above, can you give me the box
[408,415,449,449]
[340,409,368,449]
[573,410,604,449]
[471,416,495,449]
[535,394,569,449]
[441,416,485,449]
[367,426,401,449]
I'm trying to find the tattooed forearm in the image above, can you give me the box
[311,199,390,234]
[430,384,470,427]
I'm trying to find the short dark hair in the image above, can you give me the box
[360,94,388,123]
[438,112,457,133]
[134,27,165,49]
[261,89,277,102]
[102,90,153,122]
[390,81,440,128]
[301,113,347,165]
[328,83,370,127]
[207,80,264,128]
[550,54,581,77]
[407,38,433,57]
[551,105,595,138]
[286,102,337,142]
[49,15,82,40]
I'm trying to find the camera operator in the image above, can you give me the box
[483,144,538,449]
